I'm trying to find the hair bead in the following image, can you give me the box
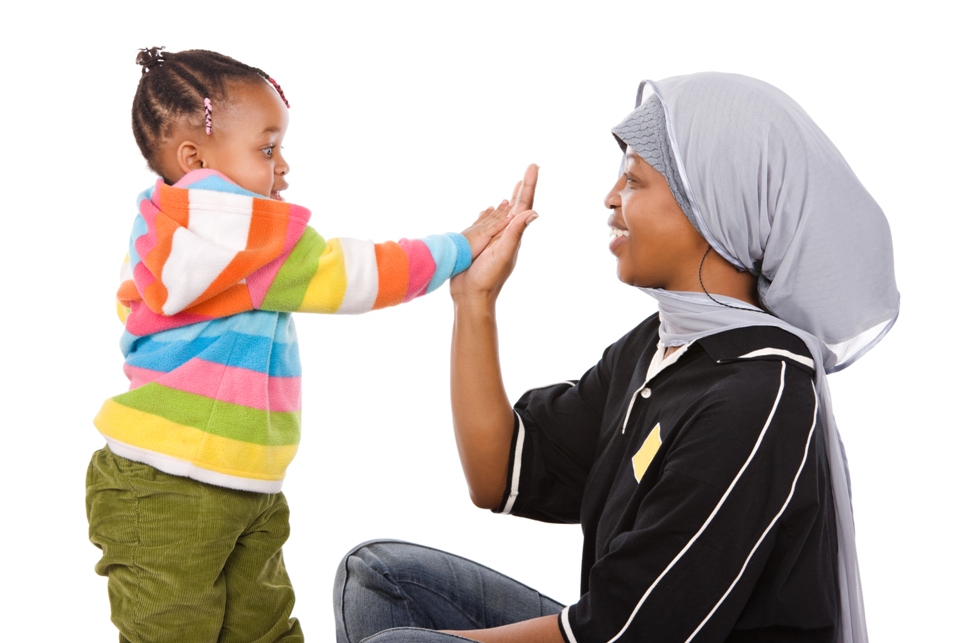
[204,98,213,135]
[268,77,290,108]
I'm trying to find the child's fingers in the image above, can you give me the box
[475,200,511,223]
[473,205,495,225]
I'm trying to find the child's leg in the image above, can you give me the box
[86,447,300,643]
[218,492,302,643]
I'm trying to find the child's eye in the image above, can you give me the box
[263,145,275,157]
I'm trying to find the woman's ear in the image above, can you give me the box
[176,140,204,175]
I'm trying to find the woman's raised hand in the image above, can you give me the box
[449,164,539,509]
[450,164,539,305]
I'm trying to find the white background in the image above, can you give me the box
[1,0,956,639]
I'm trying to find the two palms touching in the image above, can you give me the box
[451,164,539,303]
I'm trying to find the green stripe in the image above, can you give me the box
[261,228,327,311]
[112,384,301,446]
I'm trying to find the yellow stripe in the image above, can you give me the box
[298,238,347,313]
[94,400,297,480]
[633,423,662,483]
[116,300,130,324]
[117,253,132,323]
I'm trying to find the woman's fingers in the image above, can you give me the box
[510,164,539,215]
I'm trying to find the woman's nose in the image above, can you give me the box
[603,176,623,209]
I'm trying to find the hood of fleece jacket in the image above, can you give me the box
[117,169,312,319]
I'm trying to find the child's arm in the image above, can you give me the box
[255,201,513,314]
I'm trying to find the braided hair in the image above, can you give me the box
[132,47,289,178]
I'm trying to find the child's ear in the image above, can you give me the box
[176,141,205,175]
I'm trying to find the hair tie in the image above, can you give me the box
[136,46,165,74]
[204,98,213,135]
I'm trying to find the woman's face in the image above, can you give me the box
[605,148,708,290]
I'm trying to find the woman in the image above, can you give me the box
[334,72,898,643]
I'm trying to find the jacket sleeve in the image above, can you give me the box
[122,178,471,319]
[252,227,471,314]
[495,341,620,523]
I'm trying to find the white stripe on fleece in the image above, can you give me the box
[604,361,788,643]
[337,238,379,313]
[162,227,238,315]
[739,348,814,370]
[186,190,254,251]
[561,606,580,643]
[500,412,526,516]
[682,377,819,642]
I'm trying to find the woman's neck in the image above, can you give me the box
[694,247,760,308]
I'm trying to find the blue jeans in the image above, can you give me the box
[334,540,564,643]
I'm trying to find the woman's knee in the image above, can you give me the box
[335,539,449,596]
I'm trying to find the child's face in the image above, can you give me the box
[195,80,290,200]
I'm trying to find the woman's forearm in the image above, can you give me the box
[451,295,516,509]
[444,615,565,643]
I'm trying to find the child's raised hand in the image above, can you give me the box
[460,164,539,259]
[461,200,514,260]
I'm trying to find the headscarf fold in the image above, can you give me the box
[612,72,899,643]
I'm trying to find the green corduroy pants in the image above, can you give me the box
[86,447,304,643]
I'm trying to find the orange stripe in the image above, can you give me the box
[157,183,192,226]
[141,186,193,311]
[185,283,254,317]
[142,214,178,312]
[193,201,291,307]
[117,279,140,306]
[372,241,409,309]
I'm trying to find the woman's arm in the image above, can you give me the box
[450,165,539,509]
[444,614,564,643]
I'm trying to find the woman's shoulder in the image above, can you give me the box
[695,325,815,376]
[689,326,818,427]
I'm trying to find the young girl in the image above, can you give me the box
[86,47,528,643]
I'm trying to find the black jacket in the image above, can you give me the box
[498,315,838,643]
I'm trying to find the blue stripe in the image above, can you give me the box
[125,330,301,376]
[128,214,148,268]
[188,174,262,197]
[422,234,458,294]
[136,311,295,344]
[450,233,472,276]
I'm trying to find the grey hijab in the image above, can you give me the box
[612,73,899,643]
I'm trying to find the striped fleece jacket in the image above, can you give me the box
[94,170,472,492]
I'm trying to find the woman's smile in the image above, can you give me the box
[609,222,630,254]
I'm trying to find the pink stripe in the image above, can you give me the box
[247,203,311,308]
[132,358,301,412]
[134,189,162,261]
[132,262,156,297]
[123,302,214,336]
[398,238,437,302]
[123,364,165,390]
